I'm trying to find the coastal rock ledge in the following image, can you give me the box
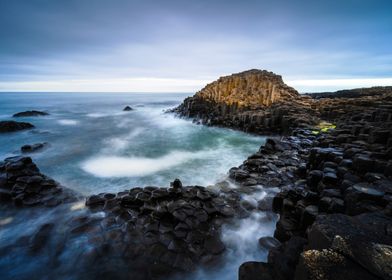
[171,69,318,134]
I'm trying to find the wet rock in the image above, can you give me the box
[123,106,133,111]
[204,234,225,254]
[331,235,392,280]
[295,249,380,280]
[0,121,35,133]
[86,195,106,207]
[21,142,48,153]
[307,170,323,191]
[229,168,250,181]
[268,236,307,280]
[353,155,375,173]
[30,223,54,253]
[170,178,182,189]
[258,236,281,251]
[301,205,318,228]
[13,110,49,117]
[239,262,274,280]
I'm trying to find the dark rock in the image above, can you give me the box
[170,178,182,189]
[123,106,133,111]
[86,195,106,207]
[295,249,380,280]
[307,170,323,191]
[268,236,307,280]
[258,236,281,251]
[322,172,338,186]
[301,205,318,228]
[331,235,392,280]
[239,262,273,280]
[30,223,54,253]
[21,142,48,153]
[353,155,375,173]
[13,110,49,117]
[0,121,34,133]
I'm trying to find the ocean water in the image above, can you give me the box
[0,92,264,194]
[0,92,276,279]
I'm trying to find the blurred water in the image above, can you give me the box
[0,92,265,194]
[0,92,274,280]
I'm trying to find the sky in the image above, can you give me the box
[0,0,391,93]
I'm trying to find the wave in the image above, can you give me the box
[58,119,80,125]
[81,150,209,177]
[102,127,144,153]
[86,112,128,118]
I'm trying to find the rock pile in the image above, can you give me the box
[0,156,77,206]
[0,120,34,133]
[0,158,234,279]
[82,181,232,277]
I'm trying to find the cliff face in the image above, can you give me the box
[172,69,318,134]
[194,69,299,108]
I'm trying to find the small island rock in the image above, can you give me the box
[13,110,49,117]
[0,121,35,133]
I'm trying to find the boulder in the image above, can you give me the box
[123,106,133,111]
[0,121,34,133]
[239,262,273,280]
[13,110,49,117]
[21,142,48,153]
[295,249,380,280]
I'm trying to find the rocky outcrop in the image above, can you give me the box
[171,69,318,134]
[21,142,48,153]
[0,156,77,206]
[232,87,392,280]
[13,110,49,117]
[0,157,244,279]
[84,182,230,276]
[307,86,392,99]
[190,69,299,108]
[0,120,34,133]
[123,106,133,111]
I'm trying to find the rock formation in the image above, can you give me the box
[123,106,133,111]
[172,69,318,134]
[0,120,35,133]
[13,110,49,117]
[21,142,49,153]
[226,86,392,280]
[0,156,77,206]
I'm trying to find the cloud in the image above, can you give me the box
[0,0,391,91]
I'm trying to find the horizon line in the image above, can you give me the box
[0,77,391,93]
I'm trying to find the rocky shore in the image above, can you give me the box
[1,70,391,279]
[172,70,392,279]
[0,157,253,279]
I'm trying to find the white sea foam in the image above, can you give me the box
[86,113,107,118]
[81,150,209,177]
[86,112,128,118]
[102,127,144,153]
[186,211,277,280]
[58,119,79,125]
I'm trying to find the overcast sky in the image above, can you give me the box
[0,0,391,92]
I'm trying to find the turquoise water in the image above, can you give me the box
[0,92,265,195]
[0,92,275,280]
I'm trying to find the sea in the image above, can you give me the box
[0,92,276,280]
